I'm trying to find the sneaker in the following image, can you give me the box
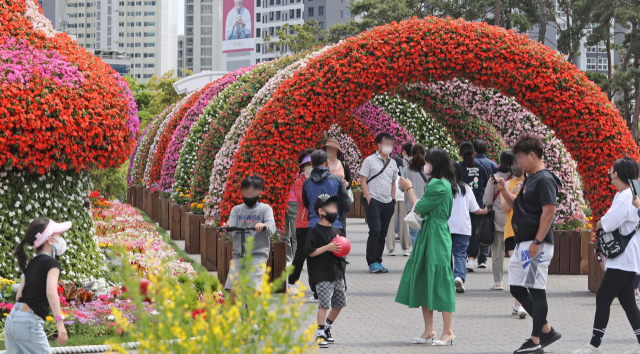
[309,293,319,303]
[380,263,389,273]
[316,334,329,348]
[344,256,350,265]
[395,234,400,241]
[513,339,543,354]
[369,263,382,273]
[454,277,465,293]
[478,262,487,269]
[403,249,411,257]
[572,344,603,354]
[491,282,504,290]
[540,327,561,348]
[625,344,640,354]
[286,283,298,296]
[324,327,334,344]
[388,249,396,256]
[517,306,528,319]
[466,259,476,272]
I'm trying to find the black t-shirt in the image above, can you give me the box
[19,254,61,320]
[458,161,489,207]
[512,170,560,244]
[306,223,345,286]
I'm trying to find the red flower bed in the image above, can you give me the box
[219,17,639,226]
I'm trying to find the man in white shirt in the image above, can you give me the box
[225,0,251,40]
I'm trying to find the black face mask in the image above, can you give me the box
[243,196,259,208]
[511,166,524,177]
[322,211,338,224]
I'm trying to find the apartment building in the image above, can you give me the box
[177,34,186,77]
[41,0,177,82]
[302,0,353,31]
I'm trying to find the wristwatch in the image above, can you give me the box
[532,239,542,245]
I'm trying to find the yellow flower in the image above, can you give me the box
[3,313,8,317]
[46,316,53,322]
[176,188,180,191]
[191,202,197,208]
[179,193,184,197]
[197,204,204,209]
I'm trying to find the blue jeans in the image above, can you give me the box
[409,227,419,247]
[451,234,470,282]
[4,302,52,354]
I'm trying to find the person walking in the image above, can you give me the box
[494,133,562,354]
[483,150,516,290]
[386,172,411,256]
[322,139,352,233]
[5,218,71,353]
[396,148,456,346]
[573,157,640,354]
[451,163,488,294]
[472,139,498,269]
[360,132,398,274]
[500,161,528,318]
[285,174,299,266]
[401,144,430,246]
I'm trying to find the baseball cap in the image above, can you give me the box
[314,194,339,216]
[310,150,328,167]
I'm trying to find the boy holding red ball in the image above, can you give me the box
[307,194,348,348]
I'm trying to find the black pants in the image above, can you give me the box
[593,268,640,340]
[364,198,395,265]
[288,228,310,287]
[468,214,488,264]
[510,286,549,338]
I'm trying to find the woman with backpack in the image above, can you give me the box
[5,218,71,353]
[573,157,640,354]
[400,143,430,246]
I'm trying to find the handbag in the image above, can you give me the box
[476,174,513,247]
[596,227,637,259]
[404,202,424,230]
[360,158,391,206]
[347,188,354,204]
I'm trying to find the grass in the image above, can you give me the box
[0,335,128,350]
[136,208,209,274]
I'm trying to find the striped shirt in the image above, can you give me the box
[360,151,398,203]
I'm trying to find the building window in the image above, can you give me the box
[256,28,260,37]
[186,5,193,14]
[269,27,274,35]
[135,1,141,4]
[136,32,142,36]
[135,11,141,15]
[201,16,212,25]
[269,0,274,5]
[319,6,323,16]
[144,21,155,26]
[256,43,261,52]
[276,11,281,20]
[135,42,141,47]
[143,74,153,79]
[586,46,596,53]
[119,43,124,47]
[143,63,155,68]
[276,0,280,4]
[134,63,142,68]
[136,21,142,26]
[143,1,155,5]
[127,11,134,15]
[345,7,351,17]
[256,12,261,22]
[598,41,607,53]
[269,11,274,21]
[586,57,596,71]
[201,37,212,45]
[202,26,212,35]
[201,4,212,13]
[127,43,134,47]
[598,57,608,71]
[201,47,211,56]
[186,16,193,25]
[144,42,156,47]
[256,59,261,64]
[289,9,294,18]
[127,22,134,26]
[144,32,155,37]
[143,53,155,57]
[256,0,261,6]
[186,37,193,45]
[144,11,155,15]
[319,22,324,29]
[201,57,212,66]
[78,33,84,38]
[123,32,129,37]
[186,27,193,35]
[308,7,313,16]
[296,8,300,17]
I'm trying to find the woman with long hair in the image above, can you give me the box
[5,218,71,353]
[400,144,430,246]
[396,148,457,346]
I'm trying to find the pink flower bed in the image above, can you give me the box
[351,103,414,154]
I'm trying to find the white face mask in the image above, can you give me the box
[52,237,68,256]
[381,146,394,156]
[303,165,313,177]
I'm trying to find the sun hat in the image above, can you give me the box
[33,220,72,248]
[322,139,343,158]
[299,155,312,167]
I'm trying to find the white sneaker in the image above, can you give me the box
[286,283,298,296]
[388,249,396,256]
[454,277,465,293]
[403,249,411,257]
[309,294,319,303]
[517,306,528,319]
[491,282,504,290]
[466,259,476,272]
[625,344,640,354]
[572,344,603,353]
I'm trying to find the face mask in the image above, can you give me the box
[511,166,524,177]
[243,196,259,208]
[322,211,338,224]
[303,165,313,177]
[52,237,67,257]
[381,146,394,156]
[424,164,431,174]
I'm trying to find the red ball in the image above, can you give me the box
[332,236,351,258]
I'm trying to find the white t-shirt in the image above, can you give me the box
[448,184,479,236]
[393,174,404,202]
[600,188,640,274]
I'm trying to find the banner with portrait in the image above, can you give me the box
[222,0,255,53]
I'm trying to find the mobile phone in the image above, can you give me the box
[491,174,497,184]
[630,179,640,199]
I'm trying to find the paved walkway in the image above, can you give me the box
[292,219,640,354]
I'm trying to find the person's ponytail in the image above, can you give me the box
[13,218,49,273]
[459,141,475,167]
[409,143,427,172]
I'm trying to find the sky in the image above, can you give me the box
[177,0,184,35]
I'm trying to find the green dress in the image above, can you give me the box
[395,178,455,312]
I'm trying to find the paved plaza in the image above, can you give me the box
[291,218,640,354]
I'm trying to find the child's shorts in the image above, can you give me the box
[225,258,267,291]
[508,241,554,289]
[316,279,347,309]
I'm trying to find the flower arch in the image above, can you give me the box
[219,17,639,225]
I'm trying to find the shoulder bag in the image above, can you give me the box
[360,158,391,206]
[596,226,638,259]
[476,174,512,247]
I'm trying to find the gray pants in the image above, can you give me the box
[285,201,298,263]
[386,200,411,252]
[491,230,505,283]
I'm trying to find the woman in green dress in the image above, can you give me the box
[396,148,457,346]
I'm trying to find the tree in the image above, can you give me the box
[555,0,593,63]
[263,19,327,56]
[538,0,547,43]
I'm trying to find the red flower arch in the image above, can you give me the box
[220,17,639,225]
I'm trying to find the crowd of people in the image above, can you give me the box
[6,131,640,354]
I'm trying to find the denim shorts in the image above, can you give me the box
[4,302,52,354]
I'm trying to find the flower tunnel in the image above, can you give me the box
[213,17,639,227]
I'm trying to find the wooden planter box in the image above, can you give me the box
[150,192,160,223]
[347,191,366,218]
[136,186,143,209]
[170,203,184,240]
[159,198,170,230]
[127,186,134,205]
[548,230,583,275]
[200,225,220,271]
[185,212,204,254]
[180,204,190,241]
[217,240,287,293]
[142,188,148,215]
[588,242,605,293]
